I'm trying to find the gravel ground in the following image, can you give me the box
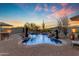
[0,34,79,56]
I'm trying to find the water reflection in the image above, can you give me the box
[23,34,62,46]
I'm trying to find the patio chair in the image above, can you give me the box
[72,41,79,47]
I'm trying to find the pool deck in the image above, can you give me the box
[0,34,79,56]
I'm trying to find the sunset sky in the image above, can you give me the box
[0,3,79,27]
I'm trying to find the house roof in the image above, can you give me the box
[0,22,13,26]
[70,15,79,21]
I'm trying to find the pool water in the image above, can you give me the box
[23,34,62,46]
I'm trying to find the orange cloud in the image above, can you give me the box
[54,7,75,17]
[46,6,75,23]
[47,5,75,20]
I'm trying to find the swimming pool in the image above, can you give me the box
[23,34,63,46]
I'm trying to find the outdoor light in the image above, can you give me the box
[72,28,76,33]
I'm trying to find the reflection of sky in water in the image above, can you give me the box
[24,34,63,46]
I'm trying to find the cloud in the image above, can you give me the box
[35,4,42,11]
[47,6,76,21]
[60,3,68,7]
[54,7,75,17]
[44,4,48,11]
[51,6,57,12]
[46,7,75,27]
[15,4,28,11]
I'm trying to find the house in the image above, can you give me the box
[68,15,79,33]
[0,22,13,33]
